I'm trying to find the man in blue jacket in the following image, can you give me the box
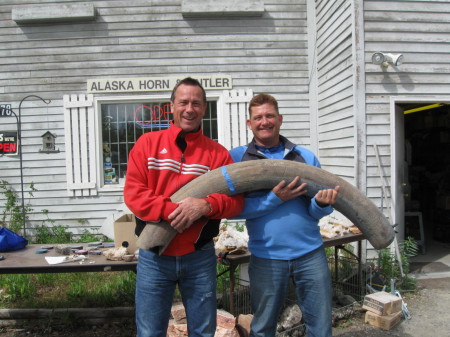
[230,93,339,337]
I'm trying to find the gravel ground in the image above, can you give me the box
[0,278,448,337]
[333,277,450,337]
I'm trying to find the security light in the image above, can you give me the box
[371,52,404,67]
[371,52,385,65]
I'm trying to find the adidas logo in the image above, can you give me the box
[160,148,168,154]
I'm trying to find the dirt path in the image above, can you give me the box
[333,277,450,337]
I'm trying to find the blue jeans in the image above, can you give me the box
[249,247,332,337]
[135,241,217,337]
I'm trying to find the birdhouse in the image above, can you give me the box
[40,131,59,153]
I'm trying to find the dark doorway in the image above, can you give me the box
[402,103,450,250]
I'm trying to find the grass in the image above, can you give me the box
[0,267,234,309]
[0,271,136,309]
[0,250,233,310]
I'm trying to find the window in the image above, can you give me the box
[100,100,217,185]
[64,90,252,196]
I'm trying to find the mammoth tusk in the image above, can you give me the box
[137,159,395,254]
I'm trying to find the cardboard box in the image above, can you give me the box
[365,310,402,330]
[114,214,138,254]
[362,292,402,316]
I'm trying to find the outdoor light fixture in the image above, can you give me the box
[372,52,404,67]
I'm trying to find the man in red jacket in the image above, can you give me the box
[124,77,244,337]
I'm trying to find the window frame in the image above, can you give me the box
[94,93,220,192]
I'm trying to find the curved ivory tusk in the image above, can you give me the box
[137,159,395,254]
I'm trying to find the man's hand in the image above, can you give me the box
[272,176,308,202]
[168,197,211,233]
[315,186,340,207]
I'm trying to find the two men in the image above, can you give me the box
[125,79,338,337]
[124,77,244,337]
[231,93,339,337]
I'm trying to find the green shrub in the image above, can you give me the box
[373,237,418,292]
[0,179,36,234]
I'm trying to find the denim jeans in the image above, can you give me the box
[135,241,217,337]
[249,247,332,337]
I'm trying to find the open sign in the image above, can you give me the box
[0,132,18,155]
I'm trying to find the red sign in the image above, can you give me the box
[134,103,172,129]
[0,132,18,155]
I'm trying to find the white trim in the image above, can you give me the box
[306,0,318,154]
[352,0,367,192]
[63,94,97,197]
[70,90,251,194]
[93,93,224,192]
[218,89,254,150]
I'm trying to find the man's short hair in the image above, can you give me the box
[248,93,279,116]
[170,77,207,103]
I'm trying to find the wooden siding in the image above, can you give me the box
[364,0,450,210]
[0,0,309,237]
[314,0,357,183]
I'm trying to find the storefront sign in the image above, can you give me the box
[0,131,18,155]
[87,75,232,93]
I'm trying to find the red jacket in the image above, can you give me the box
[124,122,244,256]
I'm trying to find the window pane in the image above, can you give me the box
[101,101,217,185]
[202,103,218,142]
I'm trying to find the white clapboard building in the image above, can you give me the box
[1,1,449,255]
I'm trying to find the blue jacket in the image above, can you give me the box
[230,136,333,260]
